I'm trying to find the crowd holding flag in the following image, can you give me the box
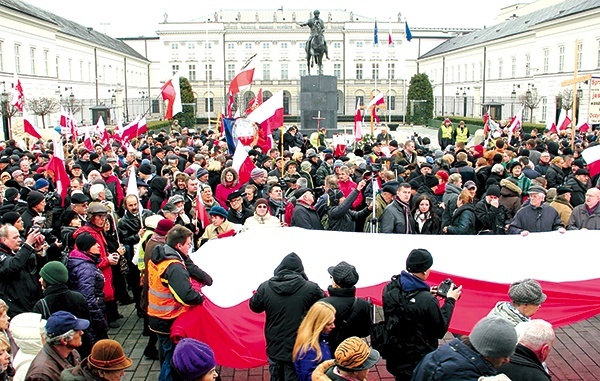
[46,137,70,206]
[227,54,257,117]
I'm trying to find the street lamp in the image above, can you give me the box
[577,84,583,99]
[511,84,519,116]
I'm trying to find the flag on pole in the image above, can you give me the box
[405,21,413,42]
[160,72,182,120]
[196,192,211,229]
[582,144,600,177]
[247,90,284,153]
[374,21,379,45]
[11,73,24,111]
[545,114,557,133]
[23,112,43,139]
[232,143,257,185]
[483,107,491,135]
[557,108,572,131]
[578,121,590,133]
[353,100,363,142]
[222,118,237,155]
[508,105,523,133]
[228,54,256,95]
[388,23,393,45]
[371,105,380,123]
[245,88,263,115]
[367,92,385,109]
[84,129,94,151]
[137,116,148,135]
[46,137,70,206]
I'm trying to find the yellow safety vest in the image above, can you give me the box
[441,125,454,139]
[456,127,469,143]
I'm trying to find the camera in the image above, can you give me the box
[367,162,382,173]
[436,278,455,298]
[31,216,53,236]
[44,192,61,210]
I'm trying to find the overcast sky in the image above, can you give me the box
[22,0,524,38]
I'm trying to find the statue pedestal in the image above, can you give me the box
[300,75,337,136]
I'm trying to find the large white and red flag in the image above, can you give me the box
[23,112,43,139]
[545,114,557,134]
[46,137,70,206]
[11,73,24,111]
[581,144,600,178]
[174,228,600,369]
[83,129,94,151]
[508,105,523,133]
[232,143,257,185]
[367,92,385,109]
[557,108,572,131]
[118,116,145,143]
[353,99,363,141]
[227,54,257,117]
[161,72,182,120]
[247,90,283,153]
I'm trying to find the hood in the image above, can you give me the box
[9,312,44,355]
[399,270,430,293]
[273,252,307,278]
[150,176,168,193]
[151,243,184,264]
[445,182,462,196]
[220,167,239,186]
[500,178,522,196]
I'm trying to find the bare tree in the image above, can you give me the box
[559,89,574,112]
[26,97,60,128]
[0,95,20,119]
[518,89,542,123]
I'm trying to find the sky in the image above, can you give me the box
[22,0,526,38]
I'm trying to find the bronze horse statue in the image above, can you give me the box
[306,33,325,75]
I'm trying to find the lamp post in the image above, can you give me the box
[0,82,11,140]
[455,90,459,115]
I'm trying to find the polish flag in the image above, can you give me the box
[196,192,211,230]
[176,228,600,369]
[367,92,385,109]
[137,116,148,135]
[508,105,523,133]
[332,134,346,157]
[59,105,69,128]
[119,116,143,143]
[23,112,43,139]
[46,137,70,206]
[556,108,572,131]
[161,72,182,120]
[228,54,257,95]
[245,88,263,115]
[247,90,284,152]
[11,73,24,111]
[232,143,257,185]
[353,100,363,141]
[578,121,590,133]
[545,114,557,134]
[84,129,94,151]
[371,105,380,123]
[581,144,600,178]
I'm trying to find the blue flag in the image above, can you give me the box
[222,117,237,155]
[374,21,379,44]
[405,22,413,42]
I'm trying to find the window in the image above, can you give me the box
[498,58,503,79]
[227,43,235,50]
[558,45,565,72]
[541,96,547,122]
[388,63,395,80]
[171,43,178,50]
[0,41,3,72]
[204,42,212,49]
[29,47,36,75]
[472,63,475,81]
[263,63,270,80]
[334,42,341,49]
[205,97,213,112]
[451,66,455,82]
[597,39,600,68]
[205,64,212,81]
[245,42,252,49]
[281,42,288,49]
[79,60,83,81]
[334,63,341,78]
[511,56,516,78]
[356,41,364,48]
[543,48,549,74]
[281,63,288,80]
[464,64,467,82]
[188,43,195,49]
[299,63,307,77]
[457,65,460,82]
[372,63,379,80]
[479,61,483,80]
[43,50,49,76]
[227,63,235,81]
[355,96,364,107]
[356,63,363,80]
[577,41,583,70]
[525,54,531,76]
[14,44,21,74]
[55,56,59,79]
[262,42,270,49]
[88,62,92,82]
[387,95,396,110]
[189,64,196,81]
[172,64,179,75]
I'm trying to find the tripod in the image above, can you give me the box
[369,174,379,234]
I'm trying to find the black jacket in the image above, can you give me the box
[545,164,565,189]
[497,344,551,381]
[474,199,509,234]
[249,253,325,361]
[382,271,456,380]
[446,203,477,235]
[318,189,370,232]
[0,241,42,317]
[320,286,371,353]
[291,202,323,230]
[565,177,588,207]
[227,206,254,225]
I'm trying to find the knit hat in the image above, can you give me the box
[26,190,45,207]
[100,164,112,174]
[424,174,439,188]
[88,339,133,371]
[334,337,380,371]
[196,168,209,178]
[138,163,152,175]
[250,168,265,180]
[382,184,398,195]
[172,338,216,380]
[300,161,312,172]
[155,219,175,236]
[89,152,99,161]
[324,153,334,161]
[491,164,504,174]
[328,261,359,288]
[12,169,23,179]
[75,232,98,252]
[469,316,517,358]
[1,211,21,225]
[208,205,228,219]
[34,178,50,190]
[4,187,19,202]
[528,185,547,195]
[40,261,69,285]
[508,278,547,305]
[406,249,433,273]
[46,311,90,338]
[486,185,501,197]
[254,198,269,209]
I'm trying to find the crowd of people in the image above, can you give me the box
[0,118,596,380]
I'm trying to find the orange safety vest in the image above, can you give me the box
[147,258,190,320]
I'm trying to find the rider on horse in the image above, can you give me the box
[300,10,330,60]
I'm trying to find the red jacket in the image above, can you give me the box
[338,179,363,209]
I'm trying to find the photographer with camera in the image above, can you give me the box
[382,248,462,381]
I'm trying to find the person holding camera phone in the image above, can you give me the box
[382,248,462,381]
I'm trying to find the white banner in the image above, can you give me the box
[588,76,600,124]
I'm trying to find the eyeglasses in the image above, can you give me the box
[256,205,268,209]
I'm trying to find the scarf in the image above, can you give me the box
[394,196,413,234]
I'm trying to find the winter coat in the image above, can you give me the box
[0,241,41,317]
[507,173,531,196]
[73,224,114,302]
[449,161,476,184]
[315,162,333,187]
[499,178,522,219]
[441,183,461,227]
[148,176,169,212]
[382,271,456,380]
[59,359,99,381]
[413,211,441,235]
[25,343,81,381]
[534,162,549,176]
[291,202,323,230]
[568,203,600,230]
[549,196,573,227]
[497,344,552,381]
[215,168,242,208]
[67,249,107,345]
[446,203,477,235]
[338,179,363,210]
[320,286,371,353]
[545,164,565,189]
[293,336,332,381]
[227,206,254,225]
[380,197,416,234]
[318,189,370,232]
[244,213,282,229]
[508,203,564,234]
[249,253,325,361]
[412,338,497,381]
[474,199,509,234]
[10,313,44,381]
[565,177,588,207]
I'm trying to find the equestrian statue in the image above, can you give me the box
[299,10,329,75]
